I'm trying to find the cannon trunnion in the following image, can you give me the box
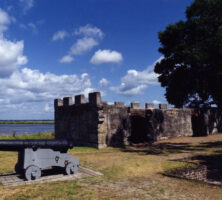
[0,139,79,181]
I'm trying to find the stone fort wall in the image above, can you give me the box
[54,92,222,148]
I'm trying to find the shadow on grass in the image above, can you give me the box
[122,142,206,155]
[122,141,222,156]
[122,141,222,183]
[196,141,222,148]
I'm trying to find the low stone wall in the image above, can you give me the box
[145,108,193,141]
[54,92,221,148]
[165,165,208,183]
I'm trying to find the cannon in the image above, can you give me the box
[0,139,79,181]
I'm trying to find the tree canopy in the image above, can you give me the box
[154,0,222,108]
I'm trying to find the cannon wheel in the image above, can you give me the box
[25,165,41,181]
[65,162,78,175]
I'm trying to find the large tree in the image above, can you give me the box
[154,0,222,108]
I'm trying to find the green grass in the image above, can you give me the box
[0,132,54,140]
[0,134,222,199]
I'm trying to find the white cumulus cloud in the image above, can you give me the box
[60,25,103,64]
[0,38,28,78]
[70,37,98,55]
[0,8,12,34]
[99,78,109,87]
[0,9,28,77]
[153,100,161,105]
[52,30,69,41]
[90,49,123,65]
[60,37,99,64]
[0,68,94,118]
[110,58,161,96]
[0,68,94,107]
[59,55,74,63]
[74,24,104,39]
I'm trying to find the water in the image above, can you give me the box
[0,124,54,135]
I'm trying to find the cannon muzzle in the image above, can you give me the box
[0,139,74,152]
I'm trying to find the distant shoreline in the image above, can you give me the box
[0,121,54,124]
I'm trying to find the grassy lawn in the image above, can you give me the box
[0,132,54,140]
[0,134,222,199]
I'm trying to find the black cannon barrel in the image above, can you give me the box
[0,139,74,151]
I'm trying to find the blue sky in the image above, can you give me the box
[0,0,193,119]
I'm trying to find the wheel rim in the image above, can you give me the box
[25,165,41,181]
[65,162,78,175]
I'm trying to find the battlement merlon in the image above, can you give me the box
[145,103,154,109]
[159,104,167,109]
[54,97,74,107]
[54,92,102,108]
[130,102,140,109]
[89,92,102,106]
[54,93,168,110]
[114,102,125,107]
[75,94,87,105]
[54,99,63,108]
[63,97,73,106]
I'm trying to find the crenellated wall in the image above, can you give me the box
[54,92,130,148]
[54,92,222,148]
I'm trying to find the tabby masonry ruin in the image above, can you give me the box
[54,92,221,149]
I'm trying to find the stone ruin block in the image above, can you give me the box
[55,91,222,149]
[159,104,167,109]
[54,99,63,107]
[131,102,140,109]
[89,92,101,106]
[145,103,154,109]
[114,102,125,107]
[75,94,87,105]
[63,97,73,106]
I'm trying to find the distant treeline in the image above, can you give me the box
[0,120,54,124]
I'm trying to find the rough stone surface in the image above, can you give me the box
[101,104,130,147]
[159,104,167,109]
[89,92,101,106]
[114,102,125,107]
[54,92,222,148]
[55,102,100,147]
[145,108,193,141]
[145,103,154,109]
[75,94,87,105]
[63,97,73,106]
[55,93,130,148]
[131,102,140,109]
[165,164,222,186]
